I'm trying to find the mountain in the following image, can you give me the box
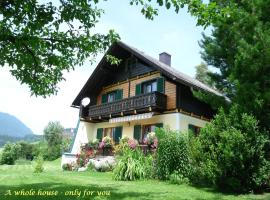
[0,112,33,137]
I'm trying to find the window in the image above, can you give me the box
[107,91,117,103]
[188,124,201,136]
[134,123,163,144]
[142,124,156,142]
[96,127,122,144]
[142,80,157,94]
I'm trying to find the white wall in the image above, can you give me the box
[69,112,208,155]
[70,121,94,154]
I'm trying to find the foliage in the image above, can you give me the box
[129,0,231,27]
[193,106,270,192]
[113,147,153,181]
[33,154,44,173]
[99,136,113,149]
[156,128,190,181]
[169,171,190,185]
[43,121,64,160]
[115,136,138,155]
[62,163,73,171]
[17,141,36,160]
[0,142,21,165]
[143,132,158,149]
[0,0,119,96]
[195,62,213,86]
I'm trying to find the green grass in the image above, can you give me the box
[0,159,269,200]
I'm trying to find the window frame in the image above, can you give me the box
[106,90,117,103]
[141,79,158,94]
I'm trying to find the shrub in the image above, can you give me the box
[34,154,44,173]
[113,147,153,181]
[169,171,190,185]
[62,163,72,171]
[194,106,270,192]
[0,143,21,165]
[115,137,138,155]
[156,128,190,181]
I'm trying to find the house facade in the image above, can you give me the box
[62,41,223,164]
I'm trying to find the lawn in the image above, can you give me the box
[0,159,269,200]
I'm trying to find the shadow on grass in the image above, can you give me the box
[0,182,159,200]
[187,182,270,200]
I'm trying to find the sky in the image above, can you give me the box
[0,1,209,135]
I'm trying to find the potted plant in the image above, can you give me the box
[144,132,158,151]
[99,136,113,156]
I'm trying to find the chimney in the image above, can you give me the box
[159,52,171,66]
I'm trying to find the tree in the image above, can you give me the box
[0,0,224,97]
[43,121,64,160]
[198,1,270,131]
[195,62,212,86]
[0,0,119,96]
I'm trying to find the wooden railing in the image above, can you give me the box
[80,92,167,119]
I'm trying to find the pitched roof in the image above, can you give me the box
[118,41,223,96]
[72,41,225,107]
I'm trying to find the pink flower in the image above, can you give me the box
[128,138,138,149]
[99,141,105,149]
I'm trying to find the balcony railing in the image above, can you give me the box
[80,92,167,119]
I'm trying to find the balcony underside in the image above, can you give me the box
[80,92,167,123]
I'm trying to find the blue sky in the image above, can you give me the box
[0,1,209,135]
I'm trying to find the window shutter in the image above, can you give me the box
[97,128,103,141]
[101,94,107,104]
[157,77,165,93]
[133,125,141,141]
[114,126,122,144]
[116,89,123,100]
[135,84,141,95]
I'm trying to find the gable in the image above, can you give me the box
[72,41,225,107]
[72,43,156,107]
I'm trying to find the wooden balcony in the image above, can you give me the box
[80,92,167,120]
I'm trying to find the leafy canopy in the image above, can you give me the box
[0,0,119,96]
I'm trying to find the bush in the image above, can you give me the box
[113,147,153,181]
[62,163,72,171]
[0,143,21,165]
[156,129,190,181]
[169,171,190,185]
[34,154,44,173]
[193,106,270,192]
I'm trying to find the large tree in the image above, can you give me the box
[198,1,270,131]
[0,0,119,96]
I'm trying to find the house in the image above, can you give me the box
[62,41,223,164]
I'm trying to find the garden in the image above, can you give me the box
[1,106,270,199]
